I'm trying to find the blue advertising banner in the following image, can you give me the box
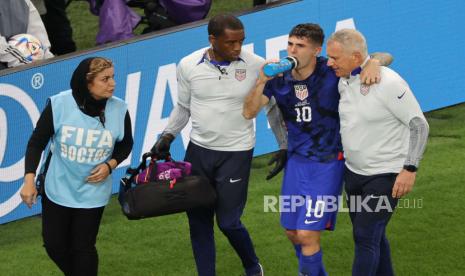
[1,0,464,223]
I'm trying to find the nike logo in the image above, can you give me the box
[397,91,406,99]
[229,178,242,183]
[369,195,381,199]
[304,219,319,224]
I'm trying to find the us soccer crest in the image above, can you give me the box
[294,84,308,101]
[360,84,370,96]
[235,69,246,81]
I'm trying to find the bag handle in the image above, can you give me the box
[120,151,173,186]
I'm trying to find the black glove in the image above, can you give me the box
[266,149,287,180]
[150,133,175,160]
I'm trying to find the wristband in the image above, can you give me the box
[104,161,112,174]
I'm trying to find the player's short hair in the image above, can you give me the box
[208,14,244,37]
[289,23,325,46]
[328,29,368,57]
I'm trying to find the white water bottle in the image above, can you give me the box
[263,56,298,77]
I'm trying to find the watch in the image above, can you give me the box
[403,165,417,172]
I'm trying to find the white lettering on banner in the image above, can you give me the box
[31,73,44,89]
[141,64,192,155]
[0,109,6,164]
[242,43,254,53]
[0,84,41,217]
[335,18,356,31]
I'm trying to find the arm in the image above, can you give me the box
[24,102,54,174]
[265,97,287,150]
[243,64,273,119]
[360,52,394,85]
[87,111,134,183]
[110,111,134,165]
[405,117,429,168]
[370,52,393,66]
[0,35,31,67]
[21,101,54,208]
[151,61,191,157]
[163,104,191,136]
[26,0,54,58]
[392,116,429,198]
[264,98,288,180]
[382,78,429,198]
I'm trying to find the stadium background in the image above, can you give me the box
[1,0,464,275]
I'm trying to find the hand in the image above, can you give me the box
[360,58,381,85]
[20,174,38,208]
[392,170,416,198]
[6,45,32,68]
[266,149,287,180]
[258,59,280,84]
[86,163,111,183]
[150,133,175,160]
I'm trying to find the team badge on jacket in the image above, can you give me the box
[360,84,370,96]
[235,69,246,81]
[294,84,309,101]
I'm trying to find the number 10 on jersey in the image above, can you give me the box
[295,106,312,122]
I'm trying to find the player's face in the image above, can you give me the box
[287,36,321,70]
[88,67,115,100]
[326,40,356,77]
[209,28,245,61]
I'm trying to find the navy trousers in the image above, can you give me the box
[185,142,260,276]
[344,167,399,276]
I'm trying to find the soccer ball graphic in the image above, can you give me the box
[8,34,45,62]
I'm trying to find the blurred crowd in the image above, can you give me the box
[1,0,281,70]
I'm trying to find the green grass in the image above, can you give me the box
[66,0,253,51]
[1,103,465,275]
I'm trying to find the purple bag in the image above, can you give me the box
[160,0,212,24]
[88,0,141,45]
[135,159,192,184]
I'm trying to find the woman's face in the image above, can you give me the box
[87,67,115,100]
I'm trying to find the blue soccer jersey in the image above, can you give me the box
[263,57,342,161]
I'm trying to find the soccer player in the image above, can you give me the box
[243,23,392,276]
[326,29,429,276]
[150,14,287,276]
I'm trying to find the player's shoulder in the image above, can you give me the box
[379,67,409,89]
[109,95,126,106]
[179,48,206,67]
[177,48,208,77]
[239,49,265,66]
[316,56,337,78]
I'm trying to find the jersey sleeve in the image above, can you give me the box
[176,60,191,110]
[263,81,274,100]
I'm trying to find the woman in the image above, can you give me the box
[20,57,133,275]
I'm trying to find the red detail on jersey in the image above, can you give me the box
[337,152,344,161]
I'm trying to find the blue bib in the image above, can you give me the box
[46,91,127,208]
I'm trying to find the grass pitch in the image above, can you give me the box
[1,104,465,275]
